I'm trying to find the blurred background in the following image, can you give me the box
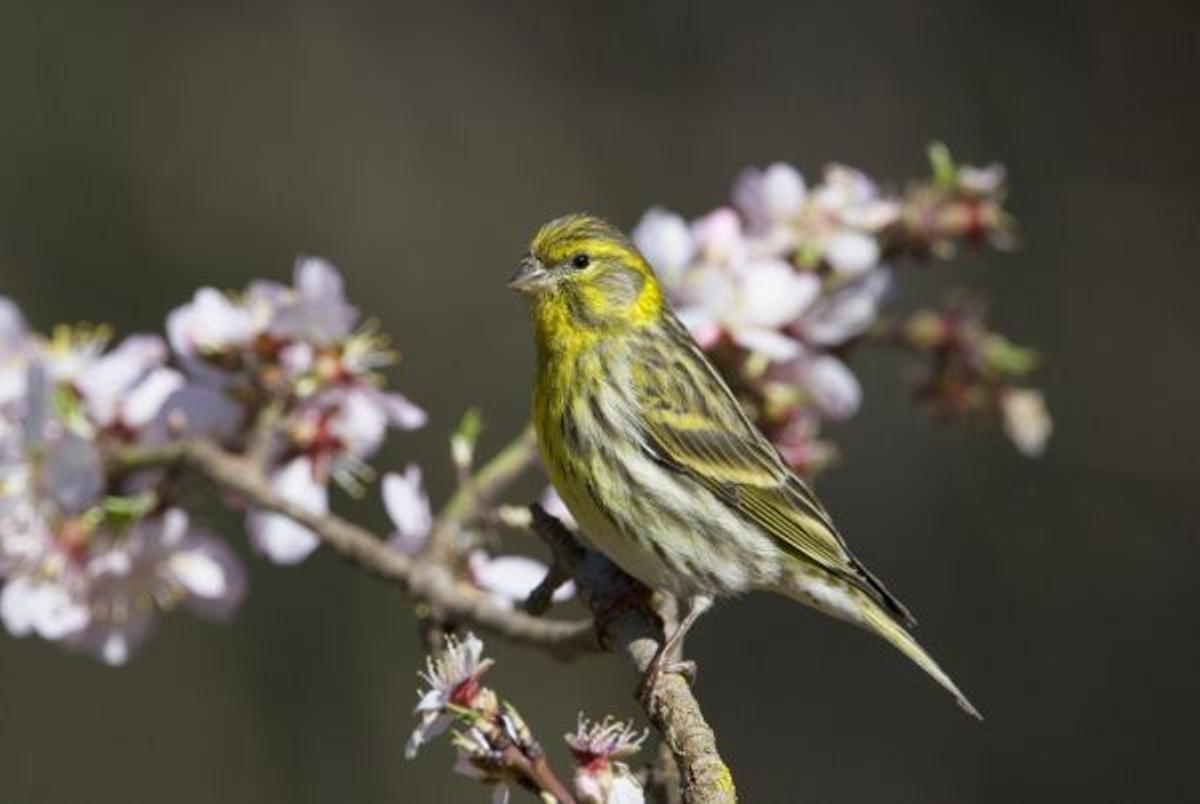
[1,1,1197,802]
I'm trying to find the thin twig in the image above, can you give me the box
[424,423,539,563]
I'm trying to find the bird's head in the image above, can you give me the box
[510,214,664,336]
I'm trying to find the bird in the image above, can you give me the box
[509,212,980,719]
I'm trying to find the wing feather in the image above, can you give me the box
[633,318,916,626]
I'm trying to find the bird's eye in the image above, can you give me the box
[571,253,591,269]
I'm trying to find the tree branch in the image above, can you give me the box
[116,435,735,802]
[529,506,737,804]
[425,423,539,562]
[112,438,599,659]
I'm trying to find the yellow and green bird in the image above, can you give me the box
[510,213,980,719]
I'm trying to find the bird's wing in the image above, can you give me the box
[631,324,916,626]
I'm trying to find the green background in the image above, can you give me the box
[1,1,1196,802]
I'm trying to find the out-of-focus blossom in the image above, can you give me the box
[74,335,168,427]
[407,631,495,759]
[466,551,575,610]
[674,255,819,359]
[65,509,245,665]
[1000,388,1052,457]
[165,259,425,564]
[539,486,577,530]
[635,166,897,466]
[0,298,31,408]
[247,457,328,564]
[900,301,1051,455]
[631,208,695,288]
[630,149,1039,470]
[268,256,359,344]
[0,298,248,663]
[566,715,648,804]
[383,464,434,555]
[166,287,258,380]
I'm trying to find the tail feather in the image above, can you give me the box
[859,597,983,720]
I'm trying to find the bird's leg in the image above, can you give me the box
[638,594,713,701]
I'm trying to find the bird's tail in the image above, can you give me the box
[858,596,983,720]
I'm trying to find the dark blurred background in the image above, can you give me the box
[1,1,1197,802]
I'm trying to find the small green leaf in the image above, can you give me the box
[451,407,485,469]
[928,141,958,189]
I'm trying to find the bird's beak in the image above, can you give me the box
[509,254,552,294]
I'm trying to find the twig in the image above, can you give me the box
[424,423,539,563]
[110,438,599,659]
[529,506,737,804]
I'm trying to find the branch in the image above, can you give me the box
[529,506,737,804]
[112,438,599,660]
[425,423,539,562]
[118,436,735,801]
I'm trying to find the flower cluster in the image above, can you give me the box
[168,257,426,564]
[566,715,648,804]
[632,145,1040,473]
[0,299,244,663]
[0,257,431,663]
[407,632,646,803]
[899,300,1051,455]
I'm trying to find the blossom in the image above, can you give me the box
[247,457,328,564]
[383,464,433,555]
[268,256,359,344]
[165,258,425,565]
[465,550,575,610]
[65,509,245,665]
[0,297,31,409]
[539,486,577,530]
[1000,388,1052,457]
[631,208,694,287]
[566,715,648,804]
[407,632,495,759]
[674,255,819,359]
[166,287,258,379]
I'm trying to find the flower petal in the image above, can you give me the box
[823,230,880,277]
[383,465,433,553]
[737,260,819,328]
[467,552,575,607]
[1001,388,1052,456]
[729,327,803,361]
[802,354,862,419]
[631,208,694,288]
[801,270,890,346]
[247,457,328,565]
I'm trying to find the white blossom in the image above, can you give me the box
[65,509,245,665]
[407,632,494,759]
[466,551,575,610]
[631,208,694,287]
[1001,388,1052,457]
[268,256,359,344]
[383,465,433,555]
[566,715,648,804]
[247,457,327,564]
